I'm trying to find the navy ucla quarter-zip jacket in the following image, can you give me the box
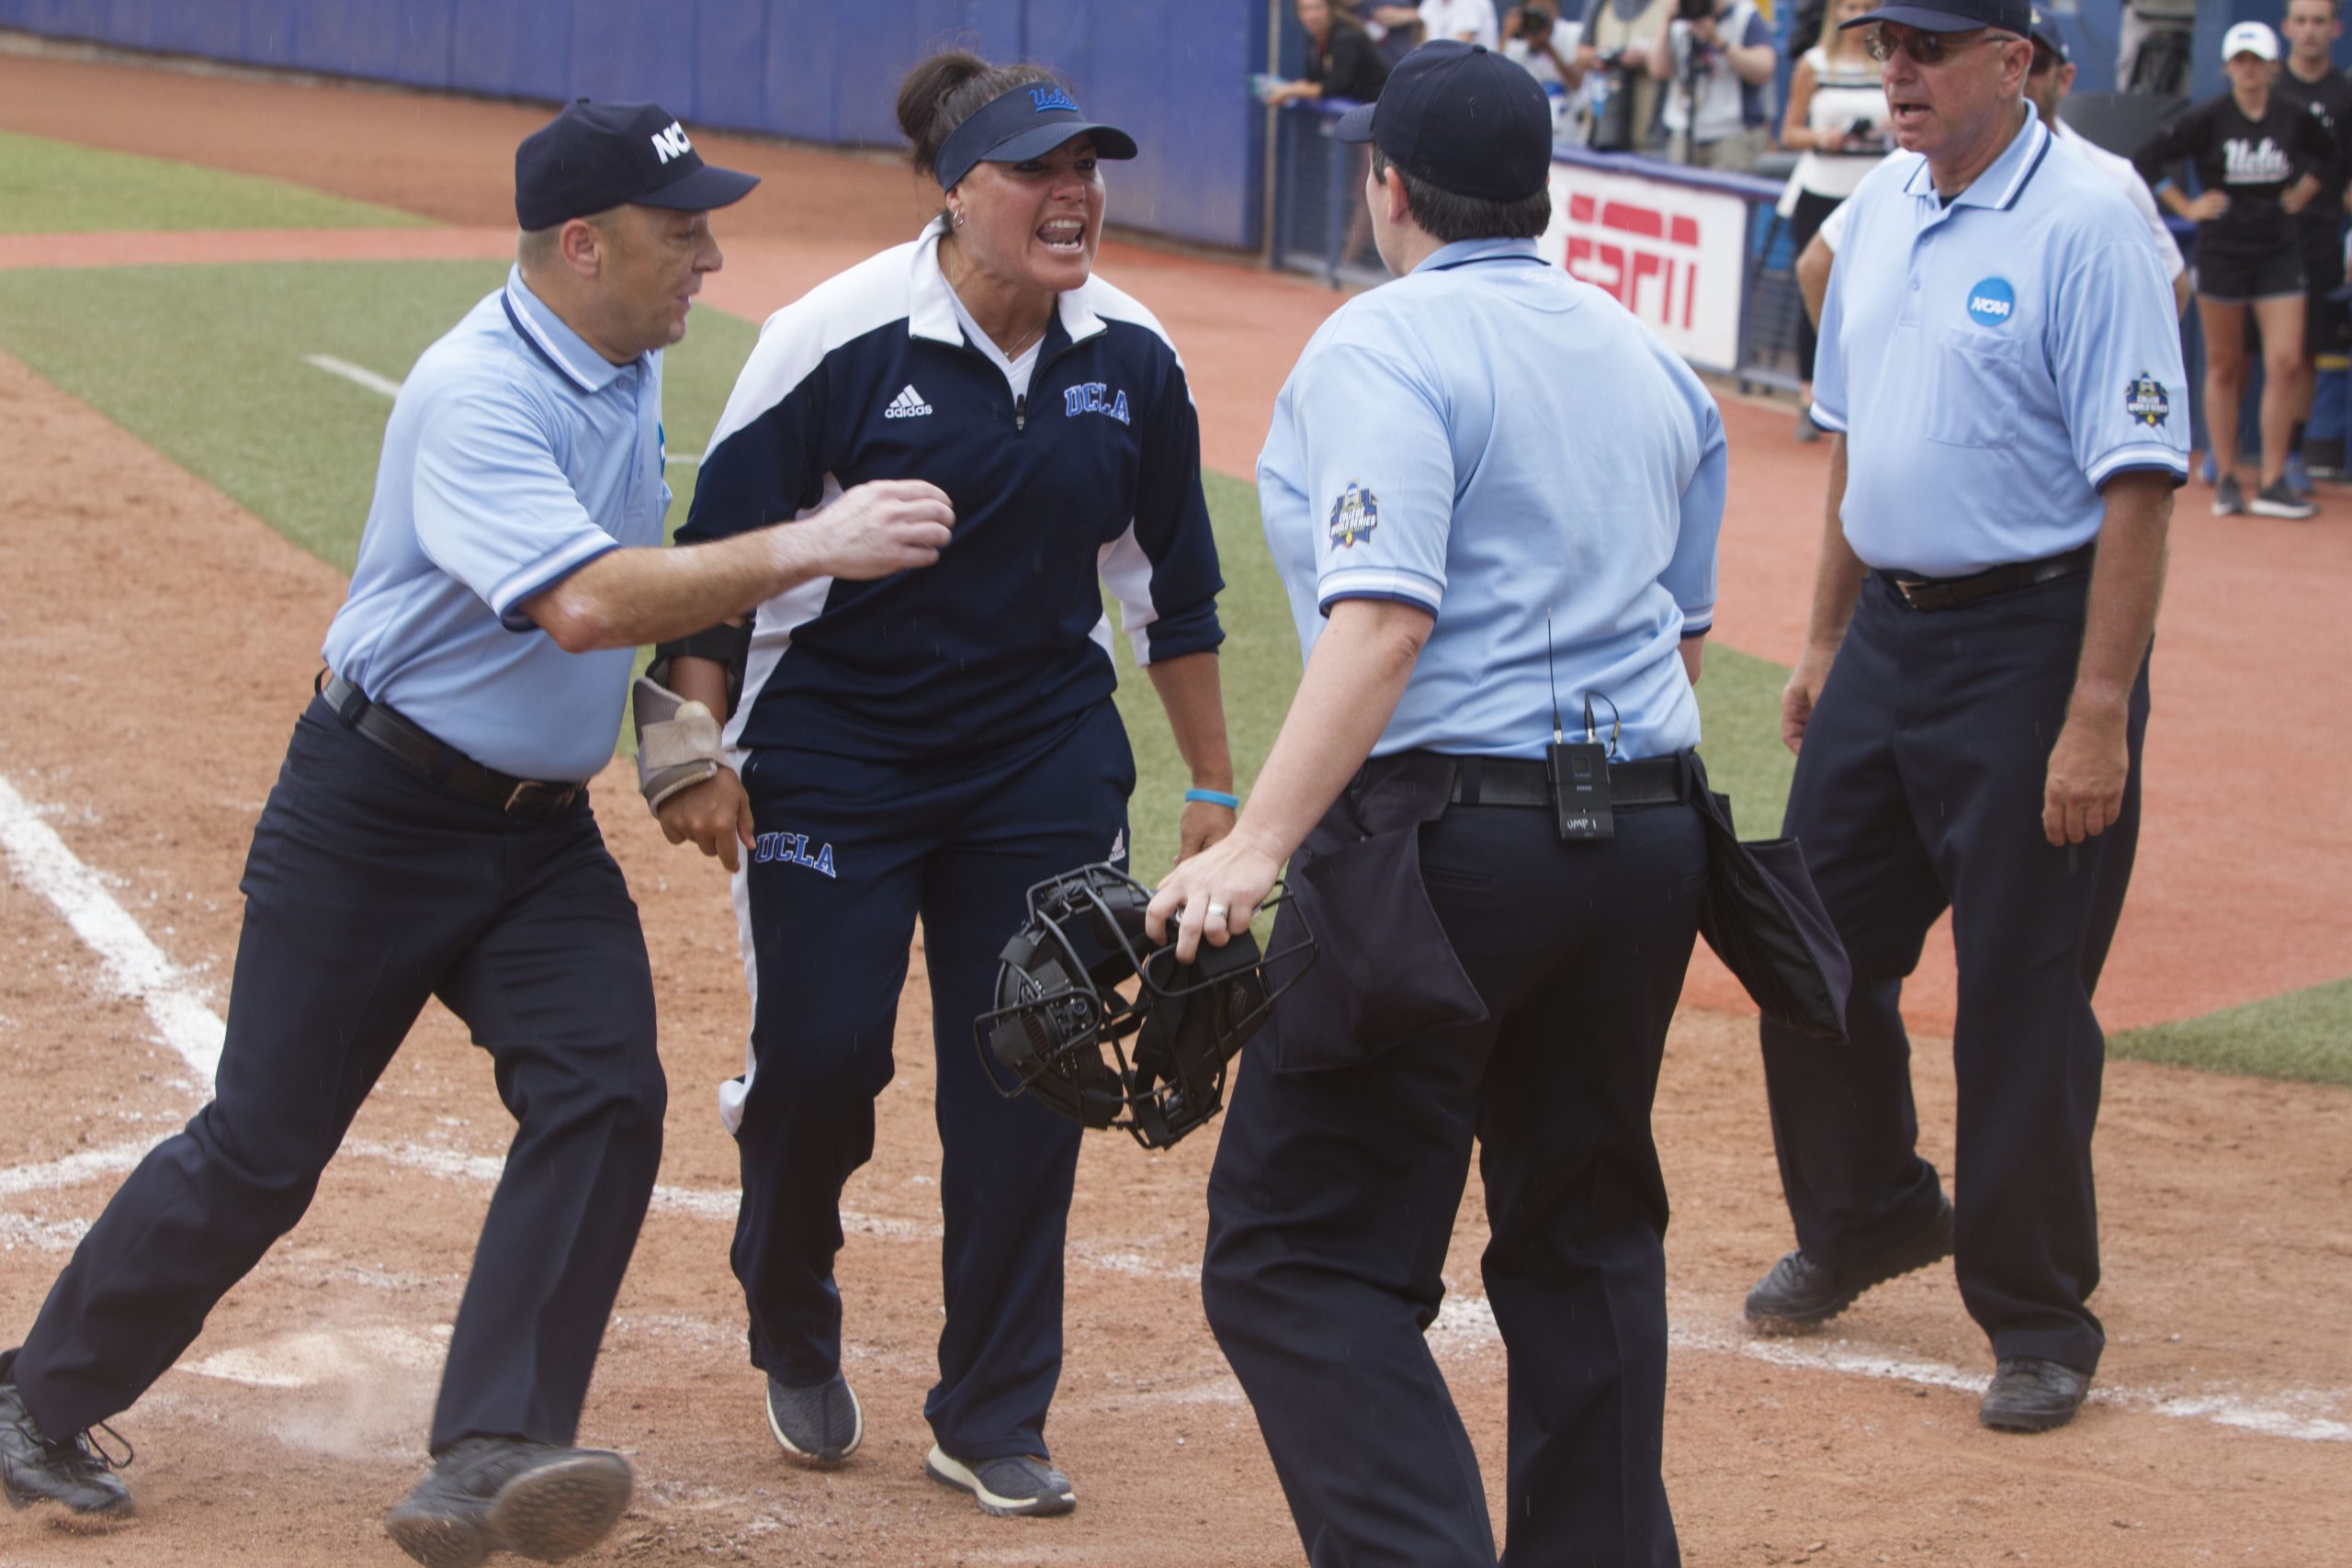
[681,219,1226,761]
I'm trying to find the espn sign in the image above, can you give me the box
[1537,164,1750,372]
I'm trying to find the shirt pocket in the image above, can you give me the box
[1925,327,2022,449]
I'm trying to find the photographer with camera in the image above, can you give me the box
[1648,0,1779,169]
[1779,0,1885,434]
[1506,2,1594,143]
[1571,0,1671,152]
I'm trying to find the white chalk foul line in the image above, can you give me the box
[0,771,225,1085]
[298,354,698,463]
[302,352,403,400]
[3,768,2346,1444]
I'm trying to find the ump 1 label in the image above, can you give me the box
[1966,276,2016,328]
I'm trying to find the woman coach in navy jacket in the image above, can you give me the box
[655,51,1236,1520]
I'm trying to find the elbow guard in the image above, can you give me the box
[647,616,754,720]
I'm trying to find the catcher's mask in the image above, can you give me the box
[973,863,1315,1149]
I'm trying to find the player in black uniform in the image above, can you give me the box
[2273,0,2352,483]
[2135,19,2333,518]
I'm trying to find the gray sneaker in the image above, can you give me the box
[0,1352,133,1525]
[2248,480,2319,519]
[383,1436,632,1568]
[2211,473,2246,515]
[924,1444,1076,1517]
[765,1371,862,1464]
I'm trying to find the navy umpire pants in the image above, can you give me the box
[727,700,1132,1463]
[11,698,664,1452]
[1758,570,2148,1376]
[1204,784,1707,1568]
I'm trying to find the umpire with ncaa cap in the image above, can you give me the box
[0,100,954,1562]
[1747,0,2185,1432]
[1150,40,1726,1567]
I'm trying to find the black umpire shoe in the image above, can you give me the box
[383,1436,632,1568]
[1979,1358,2093,1433]
[1744,1199,1955,1333]
[0,1352,134,1525]
[764,1371,863,1464]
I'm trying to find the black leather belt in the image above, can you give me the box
[1883,543,2095,612]
[1446,752,1689,808]
[320,672,584,818]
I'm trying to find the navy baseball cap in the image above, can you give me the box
[1334,40,1552,202]
[933,82,1139,192]
[514,99,759,231]
[2027,6,2069,62]
[1841,0,2029,35]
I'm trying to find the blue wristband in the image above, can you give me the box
[1184,787,1240,809]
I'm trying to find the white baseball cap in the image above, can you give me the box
[2222,20,2279,62]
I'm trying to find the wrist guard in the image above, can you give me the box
[632,676,725,813]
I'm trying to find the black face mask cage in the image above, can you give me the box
[972,862,1316,1149]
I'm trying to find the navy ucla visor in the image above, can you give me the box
[1841,0,2029,35]
[933,83,1140,192]
[515,99,759,230]
[1335,40,1552,202]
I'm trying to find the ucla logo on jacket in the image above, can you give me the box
[1064,382,1130,424]
[2123,371,2171,429]
[1966,276,2016,328]
[1328,481,1378,548]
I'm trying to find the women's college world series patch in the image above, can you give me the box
[1329,481,1378,548]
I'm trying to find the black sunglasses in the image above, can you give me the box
[1863,26,2020,65]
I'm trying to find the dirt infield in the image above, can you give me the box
[0,39,2348,1568]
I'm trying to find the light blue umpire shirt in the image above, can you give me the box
[321,265,671,782]
[1813,105,2190,579]
[1260,236,1726,762]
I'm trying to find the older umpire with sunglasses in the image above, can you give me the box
[1745,0,2188,1434]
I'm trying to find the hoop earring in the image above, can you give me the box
[951,208,967,229]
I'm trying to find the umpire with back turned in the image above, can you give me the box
[0,100,954,1563]
[1149,40,1725,1565]
[1745,0,2186,1434]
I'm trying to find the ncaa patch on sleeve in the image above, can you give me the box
[2124,371,2171,429]
[1328,482,1378,548]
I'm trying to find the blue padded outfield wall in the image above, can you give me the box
[0,0,1272,251]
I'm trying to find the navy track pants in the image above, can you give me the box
[726,700,1133,1463]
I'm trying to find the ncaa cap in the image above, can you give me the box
[1334,40,1552,202]
[933,82,1139,193]
[2222,20,2279,62]
[514,99,759,231]
[1839,0,2029,36]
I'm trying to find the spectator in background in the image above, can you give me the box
[1649,0,1778,171]
[2134,20,2331,519]
[1777,0,1883,438]
[1261,0,1396,267]
[2270,0,2352,485]
[1261,0,1395,107]
[1506,2,1594,145]
[1575,0,1674,152]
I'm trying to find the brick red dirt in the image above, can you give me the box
[0,42,2347,1568]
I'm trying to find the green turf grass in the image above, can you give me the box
[0,130,428,234]
[2109,979,2352,1088]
